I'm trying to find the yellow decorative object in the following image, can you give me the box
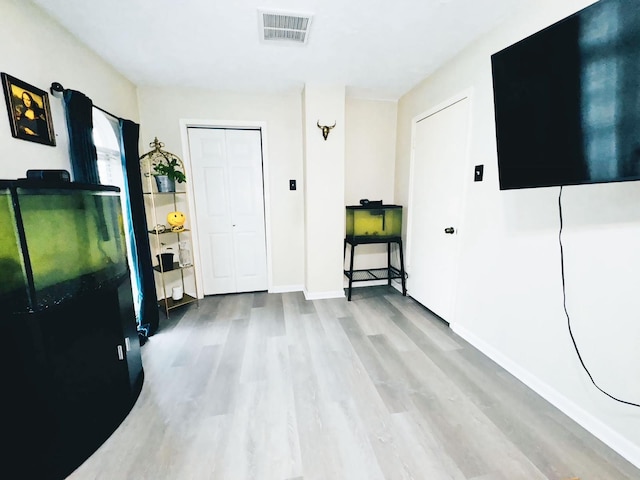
[167,211,186,232]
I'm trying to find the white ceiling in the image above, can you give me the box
[30,0,534,100]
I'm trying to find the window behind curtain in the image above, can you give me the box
[92,108,141,321]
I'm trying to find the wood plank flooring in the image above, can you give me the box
[67,286,640,479]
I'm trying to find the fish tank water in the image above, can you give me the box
[0,180,128,313]
[0,186,29,312]
[345,204,402,240]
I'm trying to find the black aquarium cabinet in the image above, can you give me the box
[0,179,144,479]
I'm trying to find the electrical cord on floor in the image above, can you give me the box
[558,185,640,407]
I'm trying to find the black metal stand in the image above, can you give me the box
[343,236,407,301]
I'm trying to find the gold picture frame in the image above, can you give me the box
[2,72,55,146]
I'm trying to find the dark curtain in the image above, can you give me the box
[63,90,100,184]
[63,87,159,336]
[119,120,159,336]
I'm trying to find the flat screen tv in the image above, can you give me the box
[491,0,640,190]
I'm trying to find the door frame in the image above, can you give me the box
[406,89,474,324]
[179,119,273,298]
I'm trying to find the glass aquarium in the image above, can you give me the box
[0,187,29,312]
[1,180,128,312]
[346,204,402,240]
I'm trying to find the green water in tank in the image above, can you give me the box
[346,205,402,239]
[0,185,129,312]
[0,188,28,309]
[16,188,128,308]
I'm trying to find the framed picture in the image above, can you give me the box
[2,73,55,146]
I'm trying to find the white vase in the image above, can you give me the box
[172,286,183,301]
[178,241,192,267]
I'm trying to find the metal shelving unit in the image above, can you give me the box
[140,139,198,318]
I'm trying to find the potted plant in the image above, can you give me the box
[153,157,186,192]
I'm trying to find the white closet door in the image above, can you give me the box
[408,97,470,322]
[188,128,267,295]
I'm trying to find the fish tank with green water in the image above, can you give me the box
[0,180,128,313]
[345,204,402,241]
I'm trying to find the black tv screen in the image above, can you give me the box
[491,0,640,190]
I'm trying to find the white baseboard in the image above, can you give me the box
[268,284,304,294]
[451,323,640,470]
[303,289,346,300]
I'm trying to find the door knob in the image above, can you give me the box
[444,227,455,234]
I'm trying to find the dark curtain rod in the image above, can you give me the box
[50,81,122,122]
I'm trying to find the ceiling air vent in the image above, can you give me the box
[259,10,313,44]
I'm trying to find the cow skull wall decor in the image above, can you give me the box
[317,120,336,141]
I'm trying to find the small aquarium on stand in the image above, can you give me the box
[0,177,144,480]
[344,203,406,301]
[345,203,403,240]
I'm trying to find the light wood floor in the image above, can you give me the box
[68,286,640,479]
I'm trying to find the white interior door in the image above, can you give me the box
[188,128,268,295]
[408,96,470,321]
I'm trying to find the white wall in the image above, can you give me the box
[0,0,138,181]
[136,87,305,292]
[302,85,346,298]
[345,97,397,271]
[396,0,640,466]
